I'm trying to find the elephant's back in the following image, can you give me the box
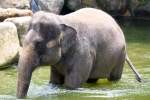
[62,8,126,47]
[63,8,118,27]
[63,8,124,37]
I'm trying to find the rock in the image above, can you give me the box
[27,0,150,18]
[0,8,32,21]
[134,1,150,17]
[0,22,20,68]
[0,0,30,9]
[66,0,82,11]
[65,0,139,16]
[30,0,64,13]
[97,0,127,15]
[66,0,98,11]
[30,0,40,13]
[81,0,98,7]
[64,0,124,15]
[5,16,32,46]
[127,0,139,16]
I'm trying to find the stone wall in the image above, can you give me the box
[0,0,149,68]
[29,0,150,17]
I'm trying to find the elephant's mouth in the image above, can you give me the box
[40,55,60,65]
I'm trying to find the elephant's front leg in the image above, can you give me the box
[64,50,94,89]
[49,66,64,85]
[64,69,89,89]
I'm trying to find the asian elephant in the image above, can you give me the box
[17,8,141,98]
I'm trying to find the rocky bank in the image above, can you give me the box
[0,0,149,68]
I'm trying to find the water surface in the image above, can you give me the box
[0,21,150,100]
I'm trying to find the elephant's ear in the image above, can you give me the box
[60,24,77,54]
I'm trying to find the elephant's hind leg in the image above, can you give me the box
[107,51,126,82]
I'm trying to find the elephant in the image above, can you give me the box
[17,8,141,98]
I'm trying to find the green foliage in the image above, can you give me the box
[138,0,149,4]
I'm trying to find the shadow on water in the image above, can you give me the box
[0,18,150,100]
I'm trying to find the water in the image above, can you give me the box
[0,20,150,100]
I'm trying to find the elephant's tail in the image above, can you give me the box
[125,54,142,82]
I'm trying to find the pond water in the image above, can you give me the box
[0,20,150,100]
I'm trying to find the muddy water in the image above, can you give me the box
[0,21,150,100]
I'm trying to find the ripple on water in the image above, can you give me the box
[28,83,68,97]
[0,95,15,99]
[27,70,150,99]
[144,53,150,59]
[27,82,138,98]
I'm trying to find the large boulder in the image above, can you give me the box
[134,1,150,17]
[64,0,98,12]
[30,0,64,13]
[5,16,32,46]
[96,0,127,16]
[0,0,30,9]
[66,0,121,15]
[0,8,32,21]
[64,0,139,16]
[81,0,139,16]
[29,0,150,17]
[0,22,20,68]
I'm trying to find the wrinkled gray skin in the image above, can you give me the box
[17,8,140,98]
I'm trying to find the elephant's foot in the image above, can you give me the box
[87,79,98,83]
[49,79,64,85]
[64,72,83,89]
[50,67,64,85]
[64,78,80,90]
[107,75,121,82]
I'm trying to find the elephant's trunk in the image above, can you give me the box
[17,44,39,98]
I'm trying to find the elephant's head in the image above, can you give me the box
[17,11,77,98]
